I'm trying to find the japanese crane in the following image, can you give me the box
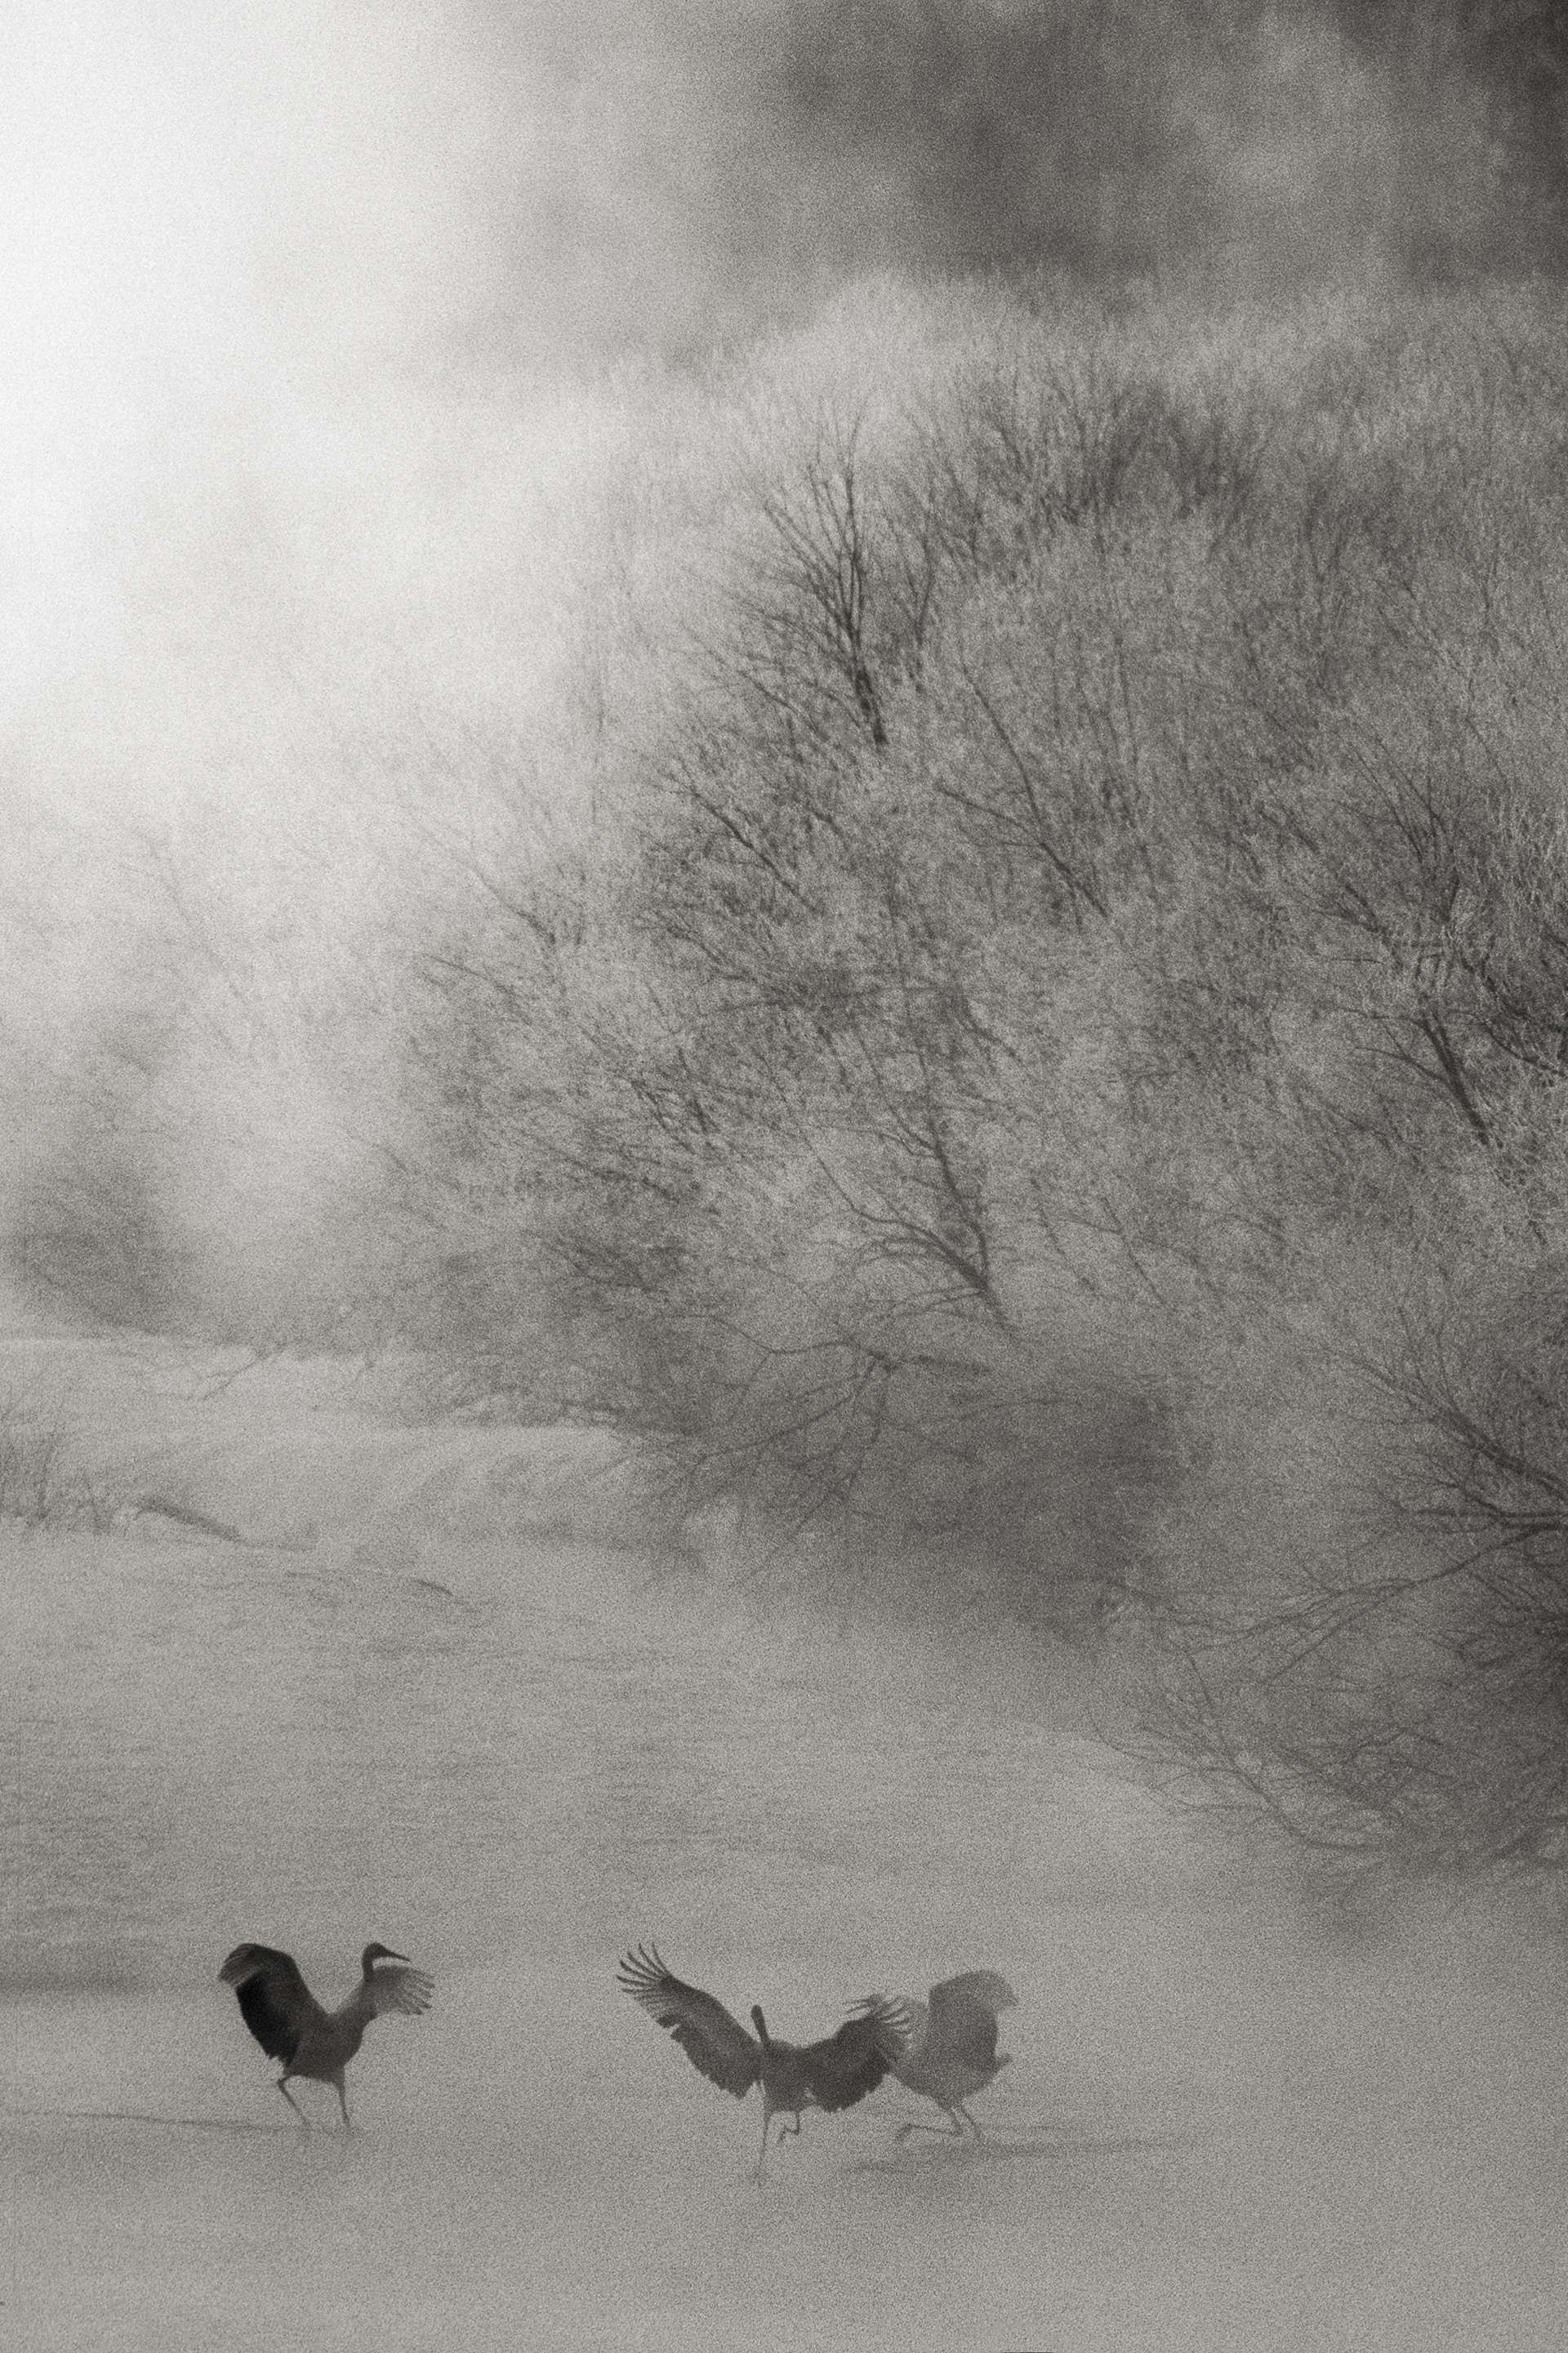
[219,1941,433,2128]
[617,1944,906,2180]
[858,1968,1017,2141]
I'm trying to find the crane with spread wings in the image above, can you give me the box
[618,1944,906,2180]
[219,1941,434,2128]
[858,1968,1018,2141]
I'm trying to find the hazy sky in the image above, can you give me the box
[0,0,1497,798]
[4,4,501,730]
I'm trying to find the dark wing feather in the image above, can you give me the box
[801,1997,906,2113]
[849,1992,918,2058]
[617,1945,760,2098]
[219,1943,324,2065]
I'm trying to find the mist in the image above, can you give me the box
[8,8,1568,2345]
[2,0,1545,1339]
[0,0,1530,829]
[0,0,1530,758]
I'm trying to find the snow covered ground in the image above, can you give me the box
[4,1323,1566,2349]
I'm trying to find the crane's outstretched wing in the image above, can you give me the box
[617,1945,761,2098]
[930,1971,1016,2017]
[850,1991,924,2064]
[800,1997,907,2112]
[927,1972,1017,2067]
[364,1959,434,2018]
[219,1944,325,2065]
[927,1976,1012,2070]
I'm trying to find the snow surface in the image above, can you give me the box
[4,1323,1566,2349]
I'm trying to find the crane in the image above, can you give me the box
[219,1941,433,2128]
[857,1968,1018,2142]
[618,1944,907,2180]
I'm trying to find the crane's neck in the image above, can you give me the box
[333,1981,376,2034]
[751,2004,771,2050]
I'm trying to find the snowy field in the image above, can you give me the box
[4,1323,1566,2351]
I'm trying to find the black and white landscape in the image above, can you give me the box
[7,7,1568,2348]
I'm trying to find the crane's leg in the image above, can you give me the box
[895,2106,965,2143]
[955,2101,986,2142]
[334,2074,352,2132]
[774,2113,802,2150]
[755,2101,772,2184]
[276,2074,310,2128]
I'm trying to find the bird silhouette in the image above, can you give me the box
[219,1941,433,2128]
[618,1944,906,2179]
[859,1968,1017,2142]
